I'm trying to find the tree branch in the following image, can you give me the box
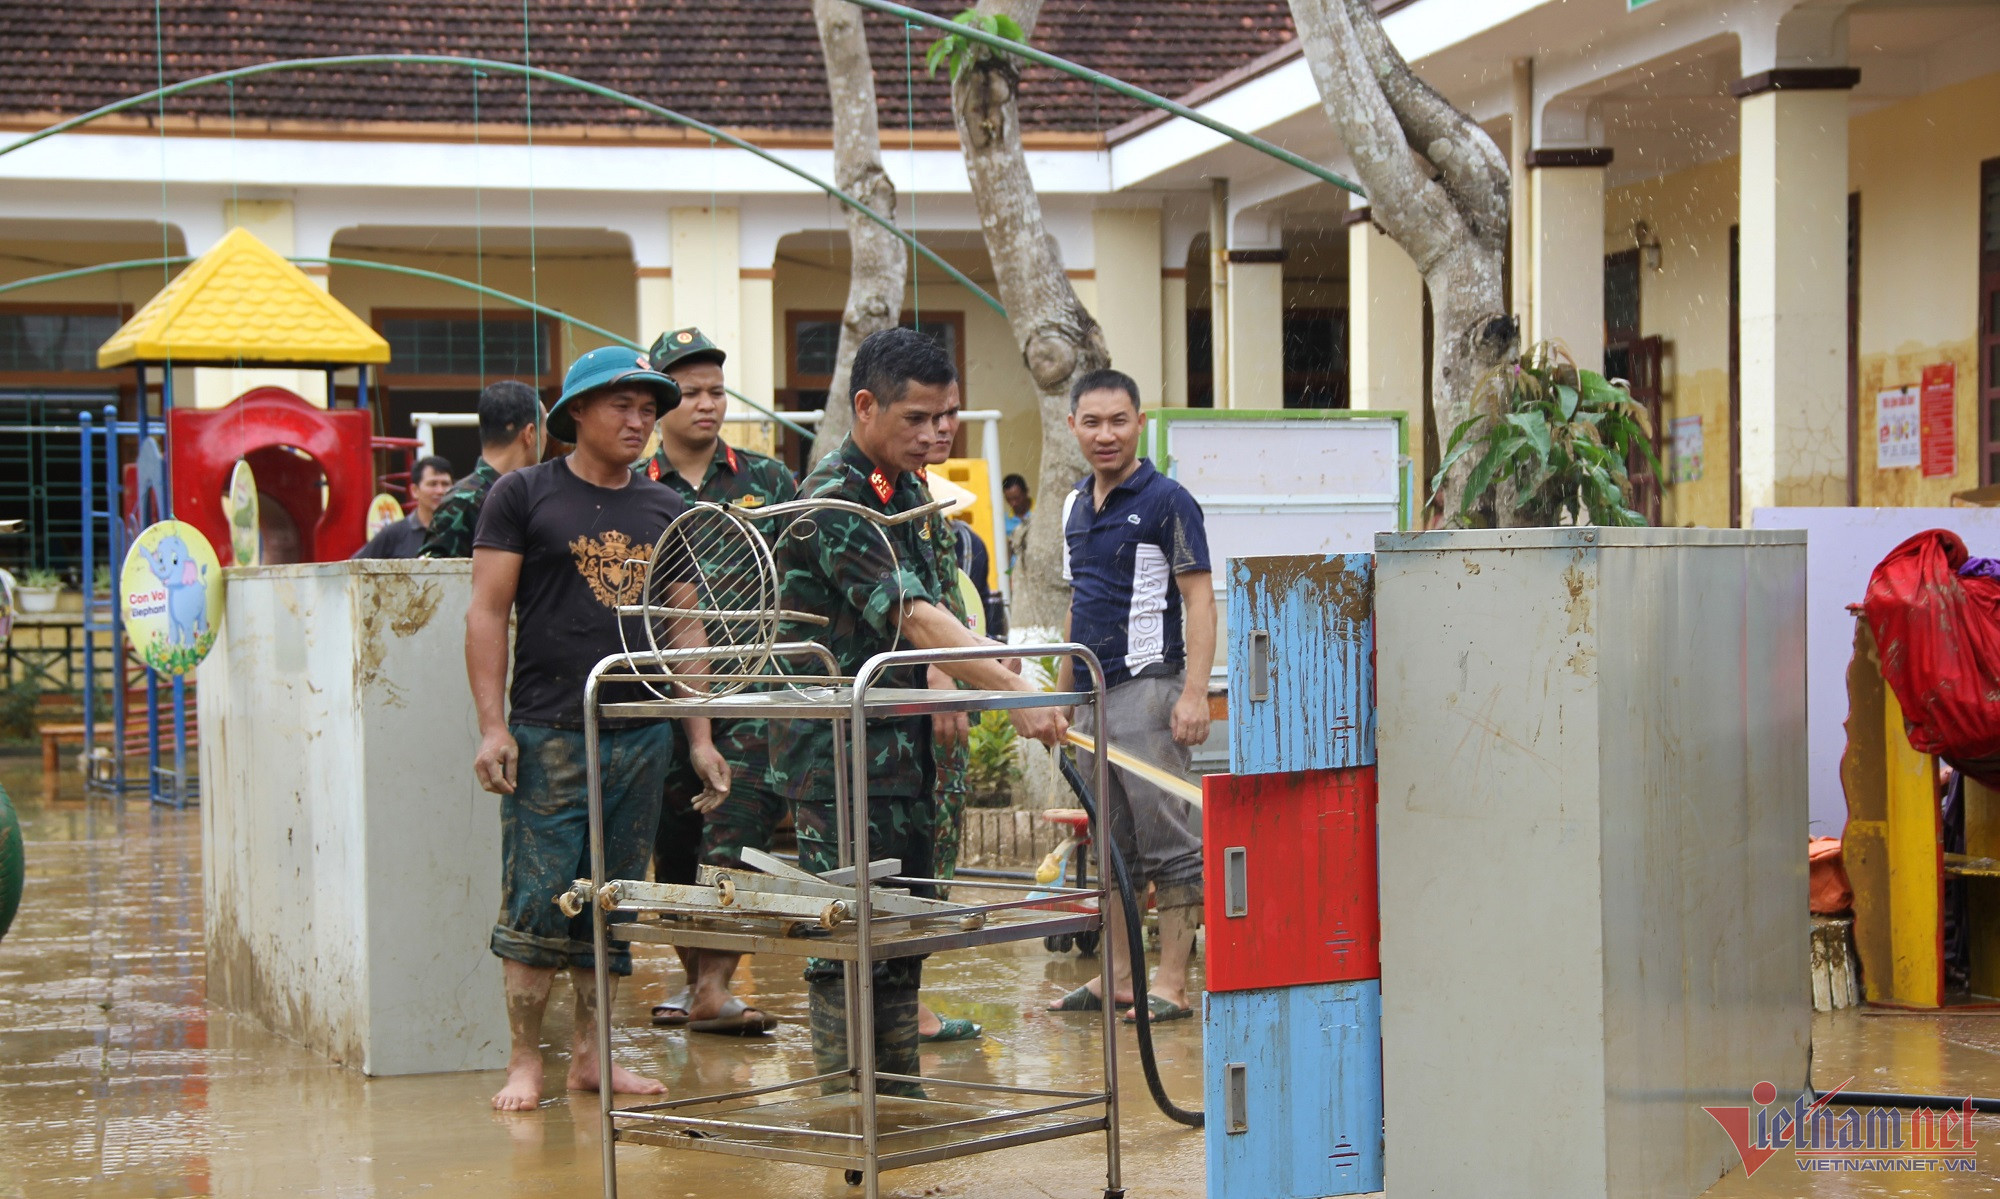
[813,0,906,449]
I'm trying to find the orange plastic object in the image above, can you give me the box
[1809,837,1853,915]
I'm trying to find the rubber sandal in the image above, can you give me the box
[920,1016,983,1043]
[1046,984,1106,1012]
[1120,994,1195,1024]
[650,988,692,1027]
[689,996,779,1037]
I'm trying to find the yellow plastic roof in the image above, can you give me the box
[97,227,390,368]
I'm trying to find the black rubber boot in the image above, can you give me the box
[807,979,926,1100]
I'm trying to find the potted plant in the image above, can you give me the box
[14,569,62,615]
[1434,341,1660,528]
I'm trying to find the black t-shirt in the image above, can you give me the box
[473,456,689,726]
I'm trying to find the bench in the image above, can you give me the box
[38,722,85,778]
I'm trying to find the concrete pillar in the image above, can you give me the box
[1345,207,1426,458]
[1162,268,1189,408]
[634,267,672,345]
[1735,72,1857,508]
[1092,208,1165,408]
[1226,213,1285,410]
[197,199,329,409]
[1527,149,1611,372]
[670,206,741,361]
[735,268,778,456]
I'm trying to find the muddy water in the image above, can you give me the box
[10,754,2000,1198]
[0,758,1206,1198]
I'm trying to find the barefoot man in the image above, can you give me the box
[468,346,731,1110]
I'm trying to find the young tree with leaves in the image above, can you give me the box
[1288,0,1519,522]
[811,0,908,453]
[932,1,1106,626]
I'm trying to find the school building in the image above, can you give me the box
[2,0,1996,577]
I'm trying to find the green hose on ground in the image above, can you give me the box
[0,780,21,941]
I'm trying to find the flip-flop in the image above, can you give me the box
[689,996,779,1037]
[920,1016,983,1043]
[1047,984,1107,1012]
[650,988,692,1027]
[1120,995,1195,1025]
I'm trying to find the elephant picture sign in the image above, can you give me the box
[122,521,223,676]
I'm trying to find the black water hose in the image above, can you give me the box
[1057,751,1204,1129]
[1805,1043,2000,1112]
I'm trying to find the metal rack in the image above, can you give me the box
[578,641,1122,1199]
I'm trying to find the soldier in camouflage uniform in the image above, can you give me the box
[419,380,544,559]
[767,328,1066,1096]
[637,327,799,1036]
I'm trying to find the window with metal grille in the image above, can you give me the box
[378,314,548,378]
[0,312,124,374]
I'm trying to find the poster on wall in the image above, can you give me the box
[1670,415,1704,484]
[122,520,223,677]
[1877,386,1921,470]
[1921,363,1957,479]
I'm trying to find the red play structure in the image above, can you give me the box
[169,387,375,563]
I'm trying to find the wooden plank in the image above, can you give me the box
[1883,684,1944,1007]
[1063,729,1203,808]
[1203,981,1383,1199]
[1227,554,1375,775]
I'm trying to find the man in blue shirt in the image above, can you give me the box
[1048,368,1214,1024]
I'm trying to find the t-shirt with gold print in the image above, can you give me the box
[474,456,690,727]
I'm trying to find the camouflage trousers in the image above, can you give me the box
[653,721,786,886]
[793,791,935,988]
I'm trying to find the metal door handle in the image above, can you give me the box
[1226,1063,1249,1133]
[1224,847,1248,918]
[1248,630,1269,701]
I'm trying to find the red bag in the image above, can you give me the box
[1861,529,2000,786]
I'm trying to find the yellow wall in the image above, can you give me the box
[1606,155,1739,528]
[1851,70,2000,505]
[0,232,190,307]
[770,243,1042,484]
[325,240,635,371]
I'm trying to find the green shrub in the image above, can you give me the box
[965,710,1022,808]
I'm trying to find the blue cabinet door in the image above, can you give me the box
[1203,980,1384,1198]
[1228,554,1374,775]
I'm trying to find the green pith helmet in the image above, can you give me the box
[647,326,727,374]
[547,346,682,442]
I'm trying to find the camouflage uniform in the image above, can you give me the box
[769,437,952,1097]
[418,459,501,559]
[640,441,798,882]
[925,502,974,890]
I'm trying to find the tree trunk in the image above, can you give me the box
[949,0,1108,627]
[1289,0,1518,523]
[812,0,906,457]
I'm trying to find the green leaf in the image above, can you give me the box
[1557,383,1579,421]
[1504,410,1552,461]
[924,37,955,76]
[991,13,1025,42]
[1461,444,1507,513]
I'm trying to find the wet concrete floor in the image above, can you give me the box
[5,752,2000,1197]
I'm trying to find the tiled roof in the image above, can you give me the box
[0,1,1299,134]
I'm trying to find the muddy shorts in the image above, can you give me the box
[654,721,788,885]
[1075,672,1204,912]
[492,721,673,975]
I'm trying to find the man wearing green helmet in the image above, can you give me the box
[466,345,731,1112]
[636,326,798,1038]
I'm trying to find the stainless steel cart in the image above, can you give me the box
[577,641,1122,1199]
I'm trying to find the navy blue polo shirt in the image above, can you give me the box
[1062,459,1212,689]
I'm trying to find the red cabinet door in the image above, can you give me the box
[1203,766,1380,993]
